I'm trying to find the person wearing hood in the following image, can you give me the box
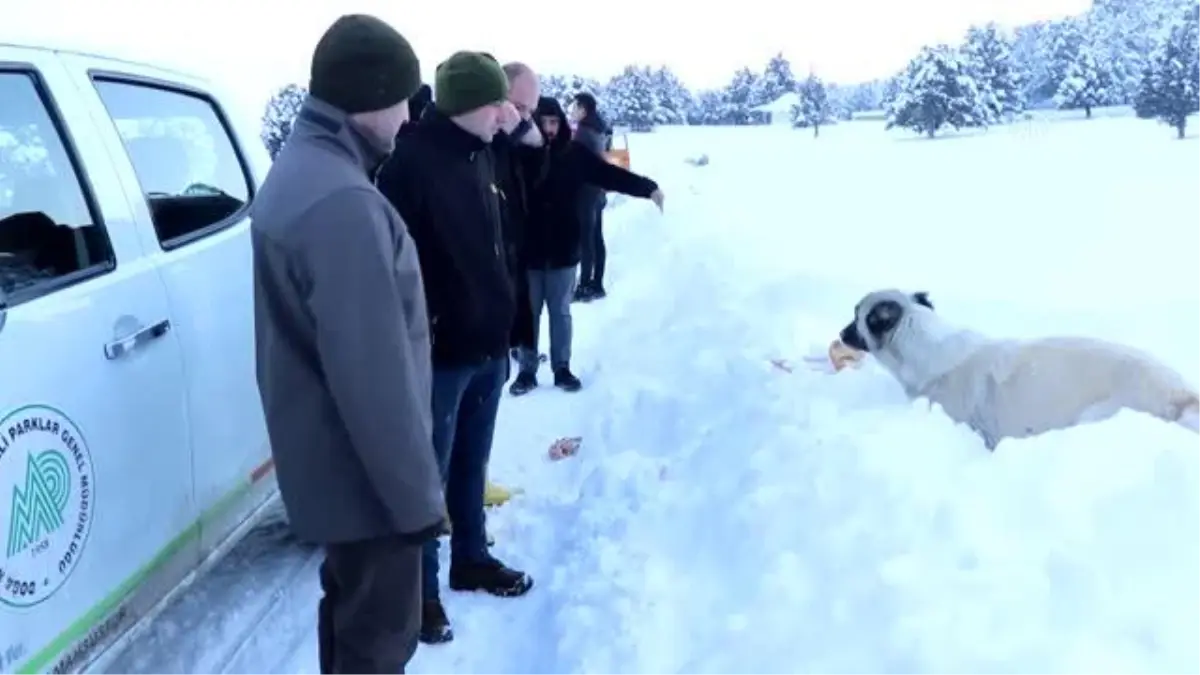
[375,51,534,646]
[406,83,433,124]
[568,92,611,302]
[251,14,444,674]
[509,96,664,396]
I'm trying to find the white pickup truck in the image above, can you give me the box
[1,40,276,673]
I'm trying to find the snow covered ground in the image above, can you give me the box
[103,116,1199,674]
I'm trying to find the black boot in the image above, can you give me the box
[590,282,607,300]
[449,557,533,597]
[508,370,538,396]
[553,366,582,392]
[419,598,454,644]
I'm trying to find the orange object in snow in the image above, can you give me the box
[606,132,630,170]
[828,340,865,371]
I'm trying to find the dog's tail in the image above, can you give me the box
[1172,393,1199,433]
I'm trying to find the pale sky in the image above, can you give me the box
[4,0,1088,116]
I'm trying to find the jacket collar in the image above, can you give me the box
[417,108,489,157]
[292,95,392,174]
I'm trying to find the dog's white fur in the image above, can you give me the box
[849,289,1200,449]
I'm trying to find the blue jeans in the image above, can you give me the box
[422,356,506,600]
[520,266,576,372]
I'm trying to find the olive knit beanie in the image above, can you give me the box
[309,14,422,114]
[434,51,509,116]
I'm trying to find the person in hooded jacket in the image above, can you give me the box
[509,96,664,396]
[406,83,433,123]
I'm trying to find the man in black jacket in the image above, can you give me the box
[495,62,544,374]
[568,92,612,301]
[376,51,533,646]
[509,96,664,396]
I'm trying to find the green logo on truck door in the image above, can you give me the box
[8,450,73,557]
[0,405,95,608]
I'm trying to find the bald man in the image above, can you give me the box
[495,61,544,388]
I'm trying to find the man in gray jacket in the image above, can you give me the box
[251,14,444,674]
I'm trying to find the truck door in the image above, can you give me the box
[0,52,196,674]
[62,59,274,562]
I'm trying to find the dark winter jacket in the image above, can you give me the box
[573,110,611,208]
[574,111,609,156]
[407,83,433,123]
[525,97,658,269]
[490,122,536,275]
[376,109,515,367]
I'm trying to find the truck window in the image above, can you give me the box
[91,77,252,249]
[0,70,115,305]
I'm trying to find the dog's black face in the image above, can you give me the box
[840,291,934,352]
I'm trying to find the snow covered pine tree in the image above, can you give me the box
[260,83,307,160]
[540,74,570,107]
[651,66,692,125]
[1055,45,1115,118]
[792,73,833,137]
[722,67,760,125]
[1134,3,1200,138]
[962,22,1025,123]
[752,53,798,110]
[886,45,988,137]
[606,66,660,131]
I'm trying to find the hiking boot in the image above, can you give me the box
[449,557,533,597]
[553,367,582,392]
[419,598,454,644]
[508,371,538,396]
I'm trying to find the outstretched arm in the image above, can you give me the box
[576,148,658,199]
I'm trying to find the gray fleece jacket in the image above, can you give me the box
[251,96,445,545]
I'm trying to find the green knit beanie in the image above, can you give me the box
[434,51,509,116]
[310,14,421,114]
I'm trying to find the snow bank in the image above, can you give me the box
[542,357,1199,673]
[515,118,1199,674]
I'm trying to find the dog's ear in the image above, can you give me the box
[912,291,933,310]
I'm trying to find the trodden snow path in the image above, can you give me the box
[102,120,1198,674]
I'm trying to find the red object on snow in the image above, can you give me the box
[548,436,582,461]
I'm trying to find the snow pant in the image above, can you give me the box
[508,267,536,374]
[519,266,576,372]
[422,356,506,600]
[318,535,422,674]
[578,199,607,287]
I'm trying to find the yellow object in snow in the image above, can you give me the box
[484,481,520,507]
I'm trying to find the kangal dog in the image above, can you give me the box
[838,289,1200,450]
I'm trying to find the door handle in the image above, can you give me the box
[104,319,171,360]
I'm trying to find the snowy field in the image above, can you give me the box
[103,116,1200,674]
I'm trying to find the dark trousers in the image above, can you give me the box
[509,268,536,357]
[318,536,422,674]
[422,356,506,599]
[578,200,607,287]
